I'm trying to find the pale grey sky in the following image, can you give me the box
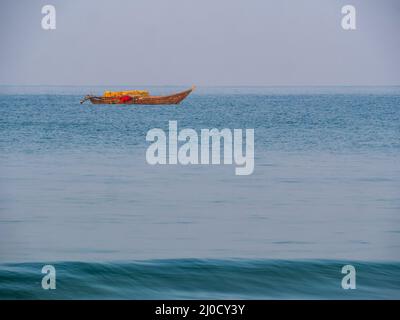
[0,0,399,86]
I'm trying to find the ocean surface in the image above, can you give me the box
[0,86,399,299]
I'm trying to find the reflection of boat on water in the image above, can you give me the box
[80,86,195,105]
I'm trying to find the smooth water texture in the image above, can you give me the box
[0,86,399,298]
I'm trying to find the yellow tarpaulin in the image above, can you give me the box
[103,90,149,97]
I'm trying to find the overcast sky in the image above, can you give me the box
[0,0,399,86]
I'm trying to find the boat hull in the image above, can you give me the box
[81,87,194,105]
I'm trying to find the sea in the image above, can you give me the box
[0,86,399,299]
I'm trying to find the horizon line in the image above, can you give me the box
[1,84,400,88]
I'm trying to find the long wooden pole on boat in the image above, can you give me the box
[80,95,92,104]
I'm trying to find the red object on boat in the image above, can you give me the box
[119,95,133,103]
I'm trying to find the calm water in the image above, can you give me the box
[0,86,399,298]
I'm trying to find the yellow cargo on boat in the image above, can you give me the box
[103,90,149,97]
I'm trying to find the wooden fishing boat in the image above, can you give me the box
[80,86,195,105]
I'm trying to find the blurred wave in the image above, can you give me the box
[1,259,399,299]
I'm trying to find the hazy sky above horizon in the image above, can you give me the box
[0,0,399,86]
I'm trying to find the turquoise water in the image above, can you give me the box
[0,86,400,298]
[1,259,400,299]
